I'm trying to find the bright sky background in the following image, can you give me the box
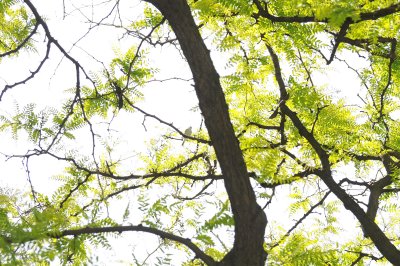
[0,1,205,264]
[0,0,379,265]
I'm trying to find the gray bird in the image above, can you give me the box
[184,126,192,136]
[182,126,192,145]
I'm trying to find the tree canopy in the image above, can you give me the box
[1,0,400,265]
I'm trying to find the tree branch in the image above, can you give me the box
[266,43,400,264]
[12,224,216,266]
[254,1,400,24]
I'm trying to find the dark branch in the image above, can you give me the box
[254,1,400,24]
[0,23,39,58]
[266,42,400,264]
[6,224,216,266]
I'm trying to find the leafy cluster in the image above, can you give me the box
[0,0,36,59]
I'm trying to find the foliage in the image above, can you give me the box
[0,0,399,265]
[0,0,36,60]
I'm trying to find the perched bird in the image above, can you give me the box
[182,126,192,145]
[184,126,192,136]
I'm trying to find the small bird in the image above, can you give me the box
[184,126,192,136]
[182,126,192,146]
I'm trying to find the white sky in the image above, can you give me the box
[0,1,208,264]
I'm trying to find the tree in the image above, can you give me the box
[0,0,400,264]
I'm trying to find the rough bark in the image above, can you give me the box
[144,0,268,265]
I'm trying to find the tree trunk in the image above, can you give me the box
[145,0,268,265]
